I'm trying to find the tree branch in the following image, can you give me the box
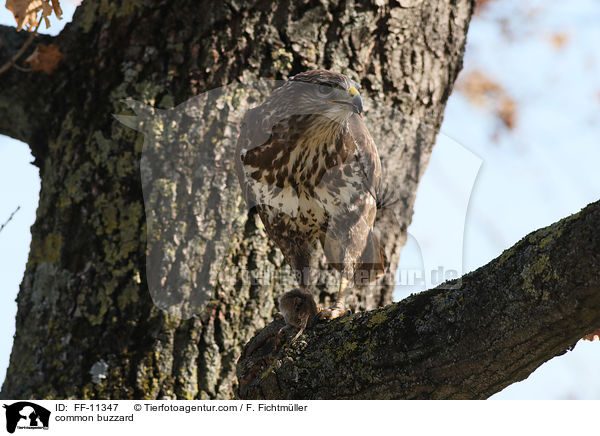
[237,200,600,399]
[0,24,52,144]
[0,206,20,234]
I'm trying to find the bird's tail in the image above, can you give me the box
[353,229,387,285]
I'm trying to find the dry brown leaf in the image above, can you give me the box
[5,0,62,31]
[6,0,42,31]
[458,70,503,105]
[474,0,496,15]
[25,43,64,74]
[582,329,600,342]
[50,0,62,18]
[40,0,52,28]
[549,32,570,51]
[457,70,518,131]
[498,96,516,130]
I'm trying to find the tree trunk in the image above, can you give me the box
[0,0,474,399]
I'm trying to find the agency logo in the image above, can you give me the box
[2,402,50,433]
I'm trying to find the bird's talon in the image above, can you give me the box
[317,304,349,321]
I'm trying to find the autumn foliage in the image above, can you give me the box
[2,0,64,74]
[6,0,62,31]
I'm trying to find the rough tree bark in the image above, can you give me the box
[0,0,474,399]
[237,201,600,399]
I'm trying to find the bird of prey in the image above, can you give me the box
[236,69,386,319]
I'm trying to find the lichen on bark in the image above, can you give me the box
[0,0,475,399]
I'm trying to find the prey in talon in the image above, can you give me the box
[278,289,319,341]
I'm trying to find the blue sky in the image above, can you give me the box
[1,0,599,398]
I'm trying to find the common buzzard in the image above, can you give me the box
[236,70,385,319]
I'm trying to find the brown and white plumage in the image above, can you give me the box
[236,70,385,319]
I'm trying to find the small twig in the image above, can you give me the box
[12,64,32,72]
[0,206,21,234]
[0,21,41,75]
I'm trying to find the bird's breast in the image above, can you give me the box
[243,121,370,234]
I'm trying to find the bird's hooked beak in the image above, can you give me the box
[328,86,363,114]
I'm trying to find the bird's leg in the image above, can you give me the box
[317,272,353,321]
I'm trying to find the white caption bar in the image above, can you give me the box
[0,400,596,436]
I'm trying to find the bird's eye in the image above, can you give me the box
[317,84,333,95]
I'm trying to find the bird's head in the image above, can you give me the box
[269,70,363,124]
[290,69,363,116]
